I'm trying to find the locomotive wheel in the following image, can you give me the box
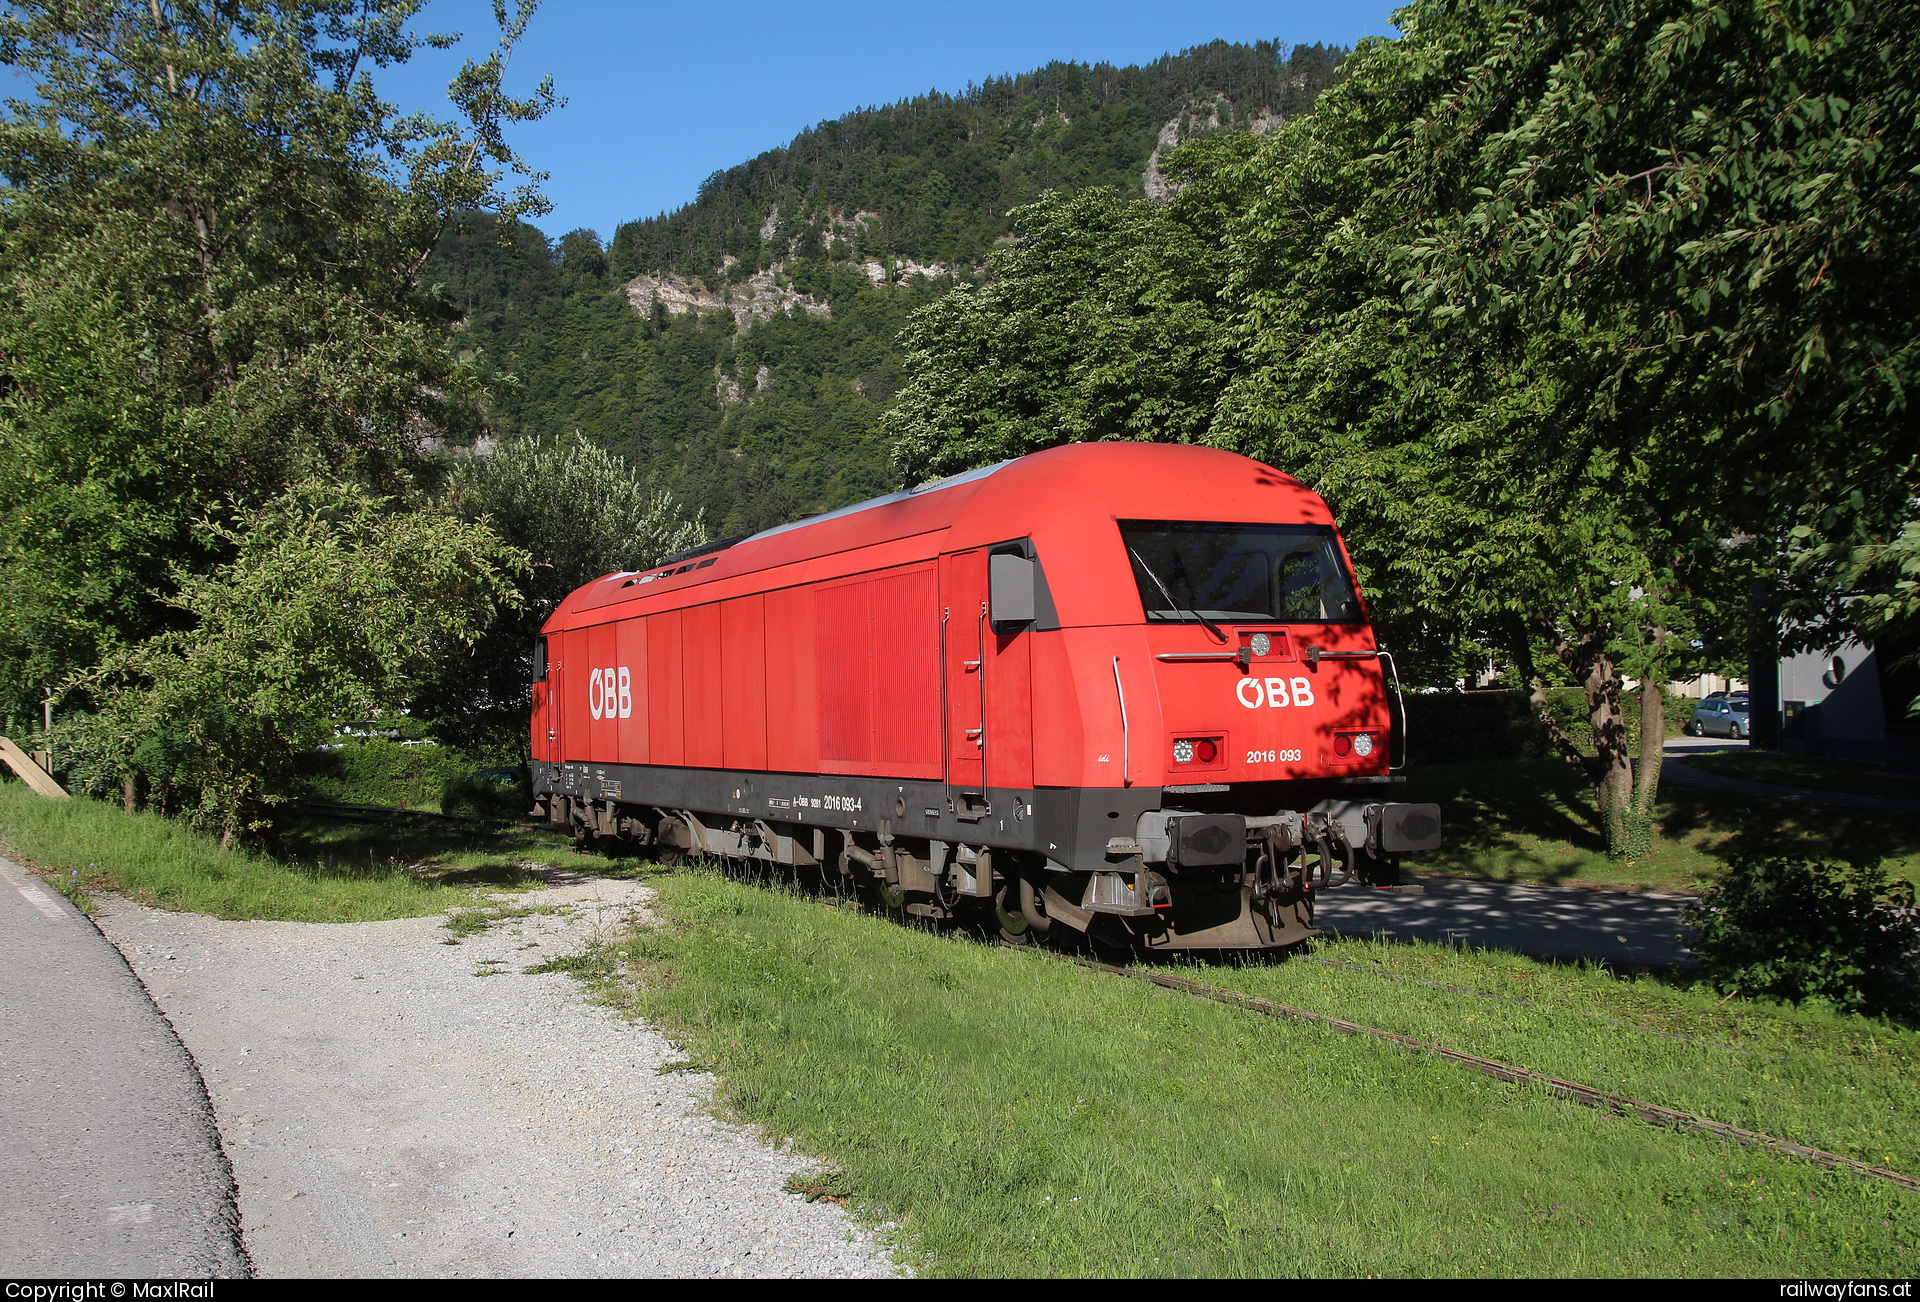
[994,884,1034,946]
[869,877,909,916]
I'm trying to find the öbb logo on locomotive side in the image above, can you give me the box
[589,666,632,720]
[1235,677,1317,709]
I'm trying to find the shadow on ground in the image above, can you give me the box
[265,811,645,890]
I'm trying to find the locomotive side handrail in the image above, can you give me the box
[1380,649,1409,772]
[1111,656,1130,787]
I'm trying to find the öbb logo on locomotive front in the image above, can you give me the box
[529,442,1442,952]
[1234,677,1317,709]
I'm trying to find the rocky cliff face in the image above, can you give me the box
[624,266,831,328]
[624,206,966,329]
[1143,98,1291,201]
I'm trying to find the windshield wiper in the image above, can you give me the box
[1129,547,1227,642]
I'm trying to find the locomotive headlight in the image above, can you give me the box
[1172,739,1196,764]
[1250,633,1271,657]
[1352,733,1376,757]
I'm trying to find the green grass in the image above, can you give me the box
[1399,759,1920,893]
[1678,752,1920,804]
[566,869,1919,1277]
[0,782,616,922]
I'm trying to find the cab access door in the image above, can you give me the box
[941,549,987,811]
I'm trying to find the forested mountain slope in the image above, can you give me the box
[431,41,1346,534]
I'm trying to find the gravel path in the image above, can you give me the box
[91,873,896,1278]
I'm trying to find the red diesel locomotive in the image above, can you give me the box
[530,442,1440,950]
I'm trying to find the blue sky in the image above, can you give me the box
[376,1,1403,241]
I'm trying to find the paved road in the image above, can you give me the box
[1313,876,1693,966]
[0,854,249,1277]
[1313,736,1920,967]
[1658,736,1920,813]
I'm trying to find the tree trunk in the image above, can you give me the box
[1579,651,1637,854]
[1516,621,1651,858]
[1622,627,1670,860]
[1633,678,1666,817]
[122,774,136,814]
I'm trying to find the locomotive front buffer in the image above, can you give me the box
[1080,799,1442,947]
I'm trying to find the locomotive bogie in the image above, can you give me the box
[531,443,1442,951]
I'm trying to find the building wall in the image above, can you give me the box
[1776,640,1888,762]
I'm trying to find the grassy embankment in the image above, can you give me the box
[1399,758,1920,893]
[0,780,609,921]
[546,868,1918,1277]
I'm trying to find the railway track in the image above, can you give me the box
[1064,953,1920,1193]
[1292,954,1788,1061]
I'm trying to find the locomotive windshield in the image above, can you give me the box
[1119,521,1362,624]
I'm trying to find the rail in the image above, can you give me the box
[1064,954,1920,1192]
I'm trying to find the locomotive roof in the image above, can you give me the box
[745,459,1012,545]
[548,442,1329,627]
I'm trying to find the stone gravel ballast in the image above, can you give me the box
[92,872,897,1278]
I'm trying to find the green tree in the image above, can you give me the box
[61,483,525,845]
[1389,0,1920,661]
[1209,10,1746,857]
[419,434,704,756]
[0,0,556,730]
[883,145,1247,478]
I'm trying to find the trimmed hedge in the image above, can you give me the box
[298,739,474,810]
[1402,688,1696,766]
[1401,691,1548,765]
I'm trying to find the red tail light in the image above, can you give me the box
[1171,735,1226,768]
